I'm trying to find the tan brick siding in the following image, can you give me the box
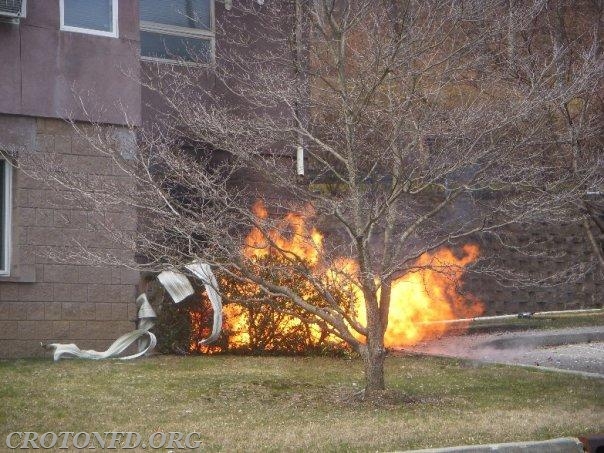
[0,115,139,358]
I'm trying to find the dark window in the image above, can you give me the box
[140,0,211,30]
[61,0,117,37]
[140,0,214,63]
[140,31,211,62]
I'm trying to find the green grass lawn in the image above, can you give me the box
[0,355,602,452]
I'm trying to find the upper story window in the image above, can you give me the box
[0,160,12,276]
[140,0,214,64]
[60,0,119,38]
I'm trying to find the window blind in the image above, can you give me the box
[63,0,113,32]
[140,0,211,30]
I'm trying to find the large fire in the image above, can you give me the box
[190,201,483,353]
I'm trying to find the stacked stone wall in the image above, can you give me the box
[466,221,602,315]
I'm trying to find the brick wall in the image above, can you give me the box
[0,115,139,358]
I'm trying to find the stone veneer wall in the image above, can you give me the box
[0,115,139,358]
[466,221,602,315]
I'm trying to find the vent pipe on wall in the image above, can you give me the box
[296,145,305,176]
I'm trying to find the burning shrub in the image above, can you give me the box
[183,201,483,355]
[192,262,356,355]
[151,200,483,356]
[148,198,483,355]
[145,279,192,355]
[145,263,350,355]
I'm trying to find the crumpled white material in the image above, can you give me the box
[186,261,223,345]
[157,270,195,303]
[46,262,222,361]
[47,328,158,362]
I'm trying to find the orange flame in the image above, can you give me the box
[191,201,483,352]
[244,201,324,265]
[360,245,483,347]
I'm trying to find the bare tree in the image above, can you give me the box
[11,0,602,396]
[495,0,603,273]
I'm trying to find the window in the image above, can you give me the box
[0,160,12,276]
[140,0,214,64]
[60,0,118,38]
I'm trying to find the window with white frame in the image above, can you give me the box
[0,160,12,276]
[60,0,118,38]
[140,0,214,64]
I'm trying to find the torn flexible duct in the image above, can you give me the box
[45,262,222,361]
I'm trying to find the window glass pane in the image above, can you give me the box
[63,0,113,32]
[140,0,211,30]
[141,31,211,62]
[0,161,5,271]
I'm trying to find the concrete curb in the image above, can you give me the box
[499,361,604,379]
[398,436,584,452]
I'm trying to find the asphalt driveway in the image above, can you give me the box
[400,326,604,376]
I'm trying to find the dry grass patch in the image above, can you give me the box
[0,355,602,452]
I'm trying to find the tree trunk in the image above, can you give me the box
[359,284,387,396]
[360,343,386,395]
